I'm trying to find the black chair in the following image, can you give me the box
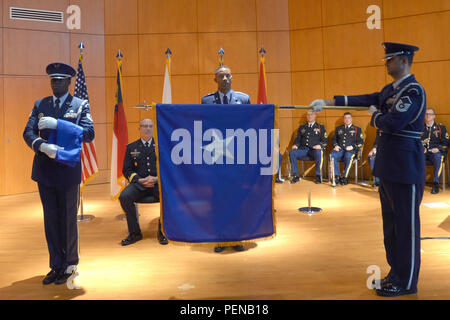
[298,154,326,182]
[328,148,363,184]
[117,194,159,221]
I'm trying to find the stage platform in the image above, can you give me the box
[0,180,449,300]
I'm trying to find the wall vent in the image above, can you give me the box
[10,7,63,23]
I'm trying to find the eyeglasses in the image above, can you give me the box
[140,125,153,128]
[425,113,435,116]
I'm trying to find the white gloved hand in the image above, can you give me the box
[310,99,326,112]
[39,143,58,159]
[38,117,57,130]
[368,105,378,115]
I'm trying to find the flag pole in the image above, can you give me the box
[76,41,95,222]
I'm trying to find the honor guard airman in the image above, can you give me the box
[289,108,328,184]
[330,112,364,185]
[310,42,426,297]
[23,62,95,285]
[422,108,449,194]
[201,65,248,253]
[119,119,167,246]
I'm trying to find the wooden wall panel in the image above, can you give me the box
[3,76,51,195]
[0,77,4,194]
[69,0,104,35]
[383,0,450,19]
[256,0,289,31]
[170,75,199,104]
[230,73,258,104]
[290,28,323,71]
[70,34,105,77]
[288,0,322,30]
[257,31,291,73]
[322,0,383,26]
[197,0,257,32]
[384,12,450,63]
[323,23,384,69]
[3,0,69,32]
[324,66,386,100]
[104,0,137,35]
[198,32,258,74]
[105,35,139,77]
[137,0,197,34]
[139,75,164,105]
[291,71,325,105]
[138,33,199,76]
[93,123,107,171]
[413,61,450,115]
[266,72,292,105]
[3,29,70,75]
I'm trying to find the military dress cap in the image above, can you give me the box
[382,42,419,60]
[46,62,76,79]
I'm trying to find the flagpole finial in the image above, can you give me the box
[116,50,123,60]
[165,48,172,57]
[218,47,225,66]
[259,46,266,57]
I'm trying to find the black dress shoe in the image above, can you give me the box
[214,246,226,253]
[431,182,439,194]
[158,232,169,245]
[55,269,73,285]
[372,182,379,187]
[42,269,59,285]
[121,233,143,246]
[232,245,245,252]
[371,276,390,289]
[375,283,417,297]
[341,177,348,185]
[315,175,322,184]
[290,175,300,184]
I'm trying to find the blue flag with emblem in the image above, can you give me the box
[154,103,277,244]
[48,119,83,167]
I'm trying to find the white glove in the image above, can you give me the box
[368,105,378,115]
[39,143,58,159]
[38,117,57,130]
[310,99,326,112]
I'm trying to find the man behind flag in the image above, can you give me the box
[110,51,129,199]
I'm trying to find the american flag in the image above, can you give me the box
[75,54,99,190]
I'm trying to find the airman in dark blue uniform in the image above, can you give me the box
[330,112,364,185]
[201,65,249,253]
[311,42,426,297]
[23,62,95,285]
[422,108,449,194]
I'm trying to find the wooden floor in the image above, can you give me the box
[0,180,449,300]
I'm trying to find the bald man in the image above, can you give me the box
[119,119,167,246]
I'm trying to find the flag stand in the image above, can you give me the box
[298,189,322,215]
[77,189,95,222]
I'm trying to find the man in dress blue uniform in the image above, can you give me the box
[421,108,449,194]
[310,42,426,297]
[201,65,249,253]
[119,118,168,246]
[23,62,95,285]
[330,112,364,185]
[289,108,328,184]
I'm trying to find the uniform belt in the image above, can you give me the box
[381,129,422,139]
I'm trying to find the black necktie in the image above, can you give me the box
[223,95,228,104]
[145,142,149,148]
[55,98,60,109]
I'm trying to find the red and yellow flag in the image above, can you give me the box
[257,55,268,104]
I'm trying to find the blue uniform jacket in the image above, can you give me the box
[334,74,426,184]
[23,94,95,187]
[201,90,251,105]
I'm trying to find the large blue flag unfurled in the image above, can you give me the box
[155,104,277,244]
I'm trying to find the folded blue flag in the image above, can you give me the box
[48,119,83,167]
[155,103,277,244]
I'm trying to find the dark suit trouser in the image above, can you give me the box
[38,183,79,270]
[424,151,444,183]
[119,183,159,236]
[378,179,424,291]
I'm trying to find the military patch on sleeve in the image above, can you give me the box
[395,96,412,112]
[446,132,449,139]
[86,113,93,122]
[324,132,328,138]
